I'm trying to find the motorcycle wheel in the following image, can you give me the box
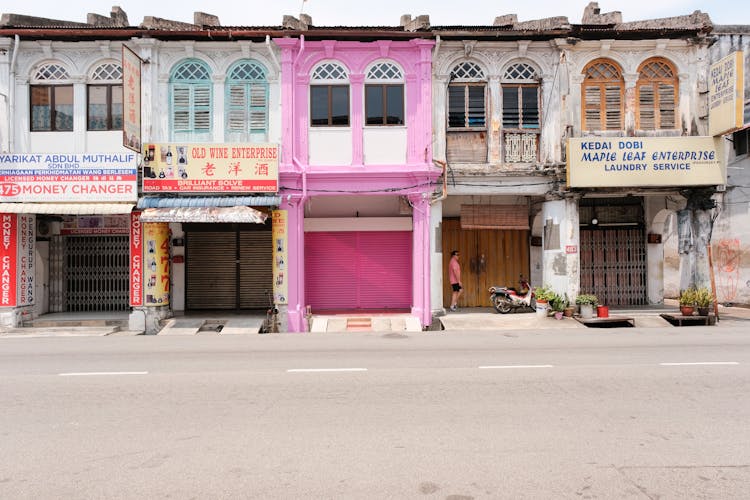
[492,295,513,314]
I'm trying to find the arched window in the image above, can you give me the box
[88,62,123,131]
[30,63,73,131]
[170,60,212,140]
[310,61,349,126]
[226,60,268,141]
[502,62,540,129]
[365,61,404,126]
[448,61,486,129]
[582,59,624,131]
[637,58,678,130]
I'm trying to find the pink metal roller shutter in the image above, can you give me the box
[305,231,412,310]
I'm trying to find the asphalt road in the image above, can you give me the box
[1,328,749,499]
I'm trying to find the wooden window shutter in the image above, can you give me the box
[638,84,656,130]
[460,205,529,230]
[192,85,211,132]
[658,83,676,129]
[584,86,602,131]
[604,85,622,130]
[227,84,247,132]
[249,84,267,133]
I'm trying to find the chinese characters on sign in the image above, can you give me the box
[272,210,288,305]
[142,143,279,193]
[122,45,142,153]
[143,223,170,306]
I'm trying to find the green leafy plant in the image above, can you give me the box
[575,293,598,306]
[549,292,568,312]
[534,284,556,302]
[679,287,697,306]
[694,287,712,308]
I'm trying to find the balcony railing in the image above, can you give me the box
[503,130,539,163]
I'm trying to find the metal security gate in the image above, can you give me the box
[51,235,130,312]
[580,227,647,306]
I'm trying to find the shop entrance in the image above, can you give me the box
[185,224,272,310]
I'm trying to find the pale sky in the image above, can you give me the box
[0,0,745,27]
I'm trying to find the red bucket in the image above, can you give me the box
[596,305,609,318]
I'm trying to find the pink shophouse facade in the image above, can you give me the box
[274,36,439,332]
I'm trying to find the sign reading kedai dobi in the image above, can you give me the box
[567,137,725,188]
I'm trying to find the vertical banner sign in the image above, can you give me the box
[17,214,35,306]
[708,51,744,137]
[1,214,18,307]
[129,211,143,306]
[272,210,288,305]
[122,45,142,153]
[143,223,170,306]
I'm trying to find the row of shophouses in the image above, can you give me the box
[0,4,748,333]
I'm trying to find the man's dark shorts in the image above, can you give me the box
[451,283,462,292]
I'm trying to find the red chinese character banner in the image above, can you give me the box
[129,211,143,306]
[142,143,279,193]
[0,214,18,306]
[121,46,142,153]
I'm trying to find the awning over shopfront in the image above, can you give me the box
[0,203,135,214]
[139,206,268,224]
[136,195,280,209]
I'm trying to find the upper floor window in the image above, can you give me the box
[88,62,123,131]
[226,60,268,141]
[365,62,404,126]
[502,63,540,130]
[582,59,624,131]
[30,63,73,131]
[448,61,486,129]
[170,60,212,140]
[310,62,349,126]
[637,58,678,130]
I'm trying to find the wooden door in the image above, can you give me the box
[442,219,530,308]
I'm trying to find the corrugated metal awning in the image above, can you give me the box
[136,195,280,209]
[0,203,135,214]
[139,206,268,224]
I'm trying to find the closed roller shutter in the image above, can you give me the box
[239,231,273,308]
[305,231,412,311]
[186,232,236,309]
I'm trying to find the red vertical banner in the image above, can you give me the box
[130,211,143,306]
[17,214,35,306]
[143,223,170,306]
[0,214,18,307]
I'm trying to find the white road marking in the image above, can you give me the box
[59,371,149,376]
[478,364,554,369]
[286,368,368,373]
[659,362,739,366]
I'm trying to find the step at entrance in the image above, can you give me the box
[346,317,372,332]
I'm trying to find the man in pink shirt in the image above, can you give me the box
[448,250,462,311]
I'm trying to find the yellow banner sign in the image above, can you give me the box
[272,210,288,305]
[143,143,279,193]
[567,137,725,188]
[143,222,170,306]
[708,51,744,137]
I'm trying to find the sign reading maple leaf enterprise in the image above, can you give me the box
[566,137,725,188]
[142,143,279,193]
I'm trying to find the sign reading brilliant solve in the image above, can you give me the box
[566,137,725,188]
[0,153,138,202]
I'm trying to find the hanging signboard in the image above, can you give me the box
[0,213,35,307]
[142,143,279,193]
[272,210,288,305]
[129,211,143,307]
[143,222,170,306]
[567,137,725,188]
[708,51,744,137]
[122,45,142,153]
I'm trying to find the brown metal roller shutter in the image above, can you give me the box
[186,232,237,309]
[239,231,273,309]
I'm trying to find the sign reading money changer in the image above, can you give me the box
[567,137,725,188]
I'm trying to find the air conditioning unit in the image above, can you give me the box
[37,219,51,238]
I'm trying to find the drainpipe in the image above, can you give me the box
[430,159,448,205]
[8,35,20,152]
[264,35,280,72]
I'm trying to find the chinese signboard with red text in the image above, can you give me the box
[122,45,142,153]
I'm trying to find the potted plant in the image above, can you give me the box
[563,294,576,317]
[678,287,697,316]
[549,292,568,320]
[575,293,598,319]
[694,287,712,316]
[533,285,555,317]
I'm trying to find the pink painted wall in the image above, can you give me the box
[274,37,439,331]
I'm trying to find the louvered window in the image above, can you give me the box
[448,61,487,129]
[226,60,268,141]
[636,58,678,130]
[310,61,350,127]
[170,60,212,140]
[502,63,540,129]
[582,59,624,131]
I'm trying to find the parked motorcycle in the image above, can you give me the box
[489,276,536,314]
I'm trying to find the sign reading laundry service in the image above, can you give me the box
[567,137,725,188]
[0,153,137,202]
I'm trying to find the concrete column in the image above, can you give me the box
[623,73,638,135]
[73,80,86,150]
[541,198,578,298]
[212,74,225,141]
[408,193,431,328]
[430,199,444,316]
[350,73,364,165]
[488,76,501,163]
[281,196,306,332]
[433,76,448,161]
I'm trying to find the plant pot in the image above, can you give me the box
[596,305,609,318]
[563,306,575,317]
[580,304,594,319]
[554,311,564,320]
[535,300,548,317]
[679,305,695,316]
[697,306,709,316]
